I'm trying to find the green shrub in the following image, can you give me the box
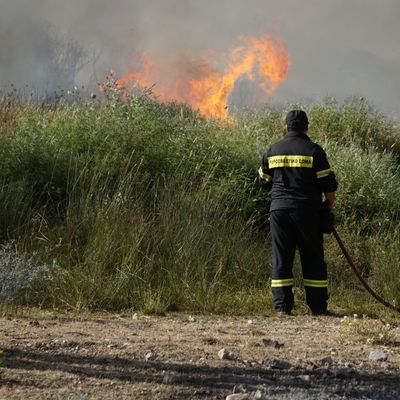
[0,92,399,315]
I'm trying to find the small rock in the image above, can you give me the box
[145,350,157,361]
[226,394,249,400]
[263,358,292,369]
[226,390,267,400]
[218,348,235,360]
[369,351,388,362]
[226,391,267,400]
[262,338,284,349]
[343,361,353,368]
[333,367,354,378]
[318,356,333,366]
[252,390,265,399]
[247,319,254,325]
[299,374,311,382]
[162,371,179,384]
[233,384,246,393]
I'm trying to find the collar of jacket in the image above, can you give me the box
[285,130,311,141]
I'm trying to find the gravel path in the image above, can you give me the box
[0,312,399,399]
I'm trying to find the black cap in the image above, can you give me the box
[285,110,308,131]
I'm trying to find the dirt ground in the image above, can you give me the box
[0,311,399,400]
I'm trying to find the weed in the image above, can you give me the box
[339,315,397,346]
[0,244,56,305]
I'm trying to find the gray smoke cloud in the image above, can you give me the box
[1,0,400,117]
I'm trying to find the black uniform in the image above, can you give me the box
[259,122,338,314]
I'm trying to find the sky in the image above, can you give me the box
[1,0,400,117]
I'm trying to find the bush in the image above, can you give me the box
[0,92,399,315]
[0,244,55,304]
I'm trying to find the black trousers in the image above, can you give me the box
[269,209,328,314]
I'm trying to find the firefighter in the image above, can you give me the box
[259,110,338,316]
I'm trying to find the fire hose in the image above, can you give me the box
[332,227,400,314]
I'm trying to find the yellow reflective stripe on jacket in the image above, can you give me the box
[303,279,328,288]
[271,278,294,287]
[268,155,313,169]
[316,169,331,179]
[258,167,272,182]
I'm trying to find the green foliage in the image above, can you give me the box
[329,143,400,232]
[0,92,399,315]
[308,97,400,157]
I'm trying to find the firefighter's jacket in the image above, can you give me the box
[259,130,338,211]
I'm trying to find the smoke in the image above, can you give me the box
[1,0,400,116]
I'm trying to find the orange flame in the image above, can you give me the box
[117,33,290,118]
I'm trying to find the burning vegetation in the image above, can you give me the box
[116,32,290,118]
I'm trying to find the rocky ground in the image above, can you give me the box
[0,311,399,399]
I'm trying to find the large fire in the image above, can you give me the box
[116,32,290,119]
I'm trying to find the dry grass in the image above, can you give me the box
[339,315,397,346]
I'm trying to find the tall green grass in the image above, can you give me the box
[0,92,399,316]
